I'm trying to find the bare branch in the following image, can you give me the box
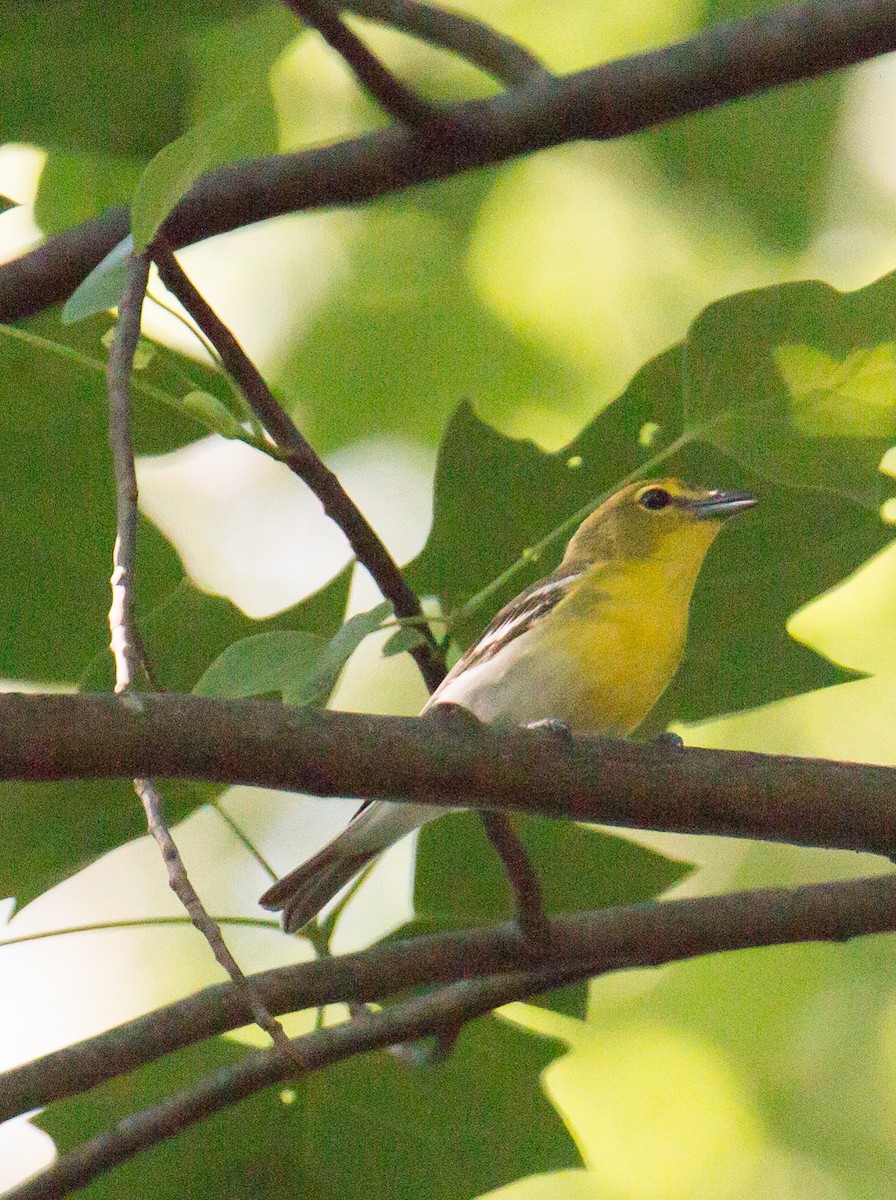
[284,0,437,125]
[151,239,447,692]
[480,811,549,944]
[342,0,550,86]
[3,0,895,322]
[134,779,304,1068]
[6,870,895,1122]
[105,253,149,692]
[0,691,895,857]
[8,867,896,1198]
[4,967,587,1200]
[105,263,299,1066]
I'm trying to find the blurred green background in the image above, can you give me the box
[2,2,896,1197]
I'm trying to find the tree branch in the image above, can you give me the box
[8,867,896,1199]
[1,691,895,857]
[7,869,896,1123]
[4,967,587,1200]
[342,0,550,86]
[150,239,446,692]
[283,0,437,125]
[3,0,896,322]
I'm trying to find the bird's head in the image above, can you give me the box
[562,478,756,568]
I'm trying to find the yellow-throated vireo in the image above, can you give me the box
[260,477,755,932]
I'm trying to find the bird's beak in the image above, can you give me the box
[685,490,757,520]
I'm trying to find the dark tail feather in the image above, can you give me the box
[259,844,377,933]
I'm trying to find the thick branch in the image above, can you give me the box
[1,691,896,856]
[3,0,896,321]
[6,870,895,1122]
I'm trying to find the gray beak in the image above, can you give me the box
[686,489,757,520]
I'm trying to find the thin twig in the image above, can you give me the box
[5,869,896,1121]
[342,0,550,86]
[106,254,299,1069]
[106,253,149,693]
[284,0,437,125]
[480,811,549,944]
[5,0,896,322]
[150,237,447,692]
[134,779,302,1066]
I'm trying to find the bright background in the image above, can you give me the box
[2,2,896,1196]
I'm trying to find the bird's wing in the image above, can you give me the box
[425,562,585,709]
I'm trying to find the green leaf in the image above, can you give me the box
[36,1018,578,1200]
[193,630,330,700]
[131,93,277,250]
[773,343,896,438]
[180,390,247,440]
[193,600,390,708]
[682,275,896,507]
[409,276,895,727]
[381,626,428,657]
[62,235,134,324]
[282,601,393,707]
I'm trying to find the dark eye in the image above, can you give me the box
[638,487,672,511]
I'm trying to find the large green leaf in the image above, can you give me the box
[409,273,896,725]
[35,1015,577,1200]
[642,0,842,253]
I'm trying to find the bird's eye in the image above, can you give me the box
[638,487,672,511]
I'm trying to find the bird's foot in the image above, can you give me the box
[526,717,575,745]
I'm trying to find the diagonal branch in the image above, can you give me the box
[106,257,300,1067]
[3,0,896,322]
[342,0,550,86]
[283,0,437,125]
[4,966,588,1200]
[0,692,895,858]
[6,869,896,1122]
[151,238,446,691]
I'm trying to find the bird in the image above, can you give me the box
[260,477,756,932]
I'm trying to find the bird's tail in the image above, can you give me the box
[259,840,377,933]
[259,799,446,933]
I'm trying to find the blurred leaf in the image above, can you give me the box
[194,630,330,699]
[131,94,278,250]
[0,194,16,215]
[642,0,842,253]
[193,600,389,706]
[0,312,217,683]
[409,272,896,725]
[382,626,428,657]
[413,812,691,1016]
[34,150,142,238]
[36,1017,577,1200]
[62,235,134,323]
[272,193,580,454]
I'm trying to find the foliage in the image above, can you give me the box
[2,2,896,1200]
